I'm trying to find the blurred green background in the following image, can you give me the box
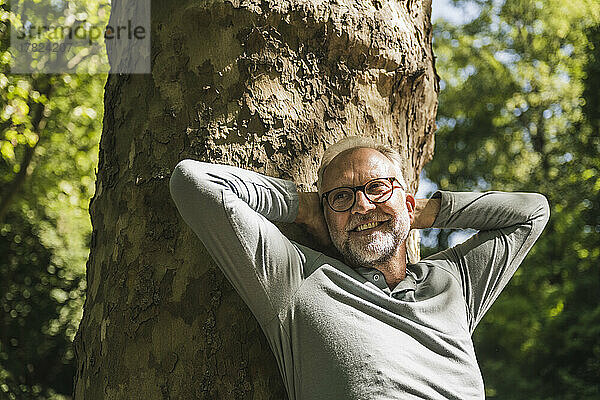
[1,0,598,398]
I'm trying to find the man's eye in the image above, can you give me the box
[368,183,387,193]
[330,190,353,203]
[333,192,351,201]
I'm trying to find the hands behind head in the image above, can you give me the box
[294,192,332,248]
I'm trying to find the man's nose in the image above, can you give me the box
[351,190,376,214]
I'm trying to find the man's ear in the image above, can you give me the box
[405,193,416,223]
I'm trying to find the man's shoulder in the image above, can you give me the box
[419,249,462,282]
[289,241,357,279]
[289,241,326,277]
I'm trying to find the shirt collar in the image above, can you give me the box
[354,266,388,290]
[354,265,418,296]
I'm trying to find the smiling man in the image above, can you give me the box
[317,144,417,289]
[169,136,550,400]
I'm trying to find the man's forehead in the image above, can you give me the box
[323,147,396,186]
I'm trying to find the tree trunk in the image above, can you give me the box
[73,0,438,398]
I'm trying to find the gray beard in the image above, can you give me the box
[331,212,410,269]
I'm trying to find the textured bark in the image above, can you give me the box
[73,0,438,398]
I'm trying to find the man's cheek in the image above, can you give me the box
[331,222,345,238]
[323,213,334,233]
[326,214,343,234]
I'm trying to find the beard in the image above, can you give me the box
[329,209,411,269]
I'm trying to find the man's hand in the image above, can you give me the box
[294,192,332,247]
[411,198,441,229]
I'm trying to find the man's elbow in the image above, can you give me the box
[170,159,194,202]
[528,192,550,232]
[169,159,216,211]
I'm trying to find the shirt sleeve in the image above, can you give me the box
[169,159,306,326]
[424,190,550,332]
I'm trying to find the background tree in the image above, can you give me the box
[426,0,600,398]
[0,1,106,398]
[72,0,438,398]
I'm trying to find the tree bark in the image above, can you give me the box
[74,0,438,398]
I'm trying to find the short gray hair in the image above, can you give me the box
[316,136,408,196]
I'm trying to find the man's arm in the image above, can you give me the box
[169,160,306,326]
[424,190,550,332]
[412,198,441,229]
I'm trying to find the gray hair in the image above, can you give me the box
[316,136,408,196]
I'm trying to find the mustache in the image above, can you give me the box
[346,212,391,231]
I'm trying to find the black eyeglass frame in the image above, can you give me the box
[321,177,405,212]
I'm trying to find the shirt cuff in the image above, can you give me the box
[430,190,454,229]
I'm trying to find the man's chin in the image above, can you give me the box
[343,234,400,266]
[343,245,394,268]
[345,253,392,269]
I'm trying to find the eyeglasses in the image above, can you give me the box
[321,177,404,212]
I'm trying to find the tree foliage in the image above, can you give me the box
[0,0,106,398]
[429,0,600,398]
[0,211,82,399]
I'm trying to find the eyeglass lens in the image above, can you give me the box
[327,179,394,211]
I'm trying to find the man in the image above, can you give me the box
[169,136,549,400]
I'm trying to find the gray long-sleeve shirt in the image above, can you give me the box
[169,159,550,400]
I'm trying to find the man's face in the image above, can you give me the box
[321,147,415,268]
